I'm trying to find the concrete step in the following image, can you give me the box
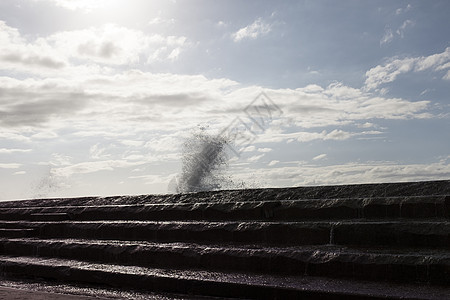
[0,279,225,300]
[0,228,35,238]
[0,238,448,285]
[0,255,449,299]
[0,195,447,221]
[4,220,333,246]
[30,213,72,221]
[1,180,448,209]
[0,286,107,300]
[1,220,446,248]
[0,180,448,299]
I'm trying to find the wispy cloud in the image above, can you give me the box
[0,163,22,169]
[268,160,279,166]
[148,17,175,26]
[313,154,327,161]
[395,4,412,15]
[49,24,188,65]
[232,18,272,42]
[50,160,142,178]
[0,21,189,76]
[230,159,450,188]
[247,154,265,162]
[0,21,67,74]
[0,2,447,200]
[365,47,450,90]
[380,27,394,45]
[396,19,414,38]
[31,0,110,12]
[259,129,382,144]
[129,174,175,186]
[0,148,32,154]
[380,18,414,45]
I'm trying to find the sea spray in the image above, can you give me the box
[169,128,232,193]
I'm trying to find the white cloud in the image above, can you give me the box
[0,148,32,154]
[121,140,145,147]
[0,21,67,74]
[232,18,272,42]
[148,17,175,26]
[48,24,188,65]
[129,174,174,185]
[51,159,142,178]
[216,21,228,28]
[247,154,265,162]
[0,21,188,77]
[380,28,394,45]
[297,130,352,142]
[268,160,279,166]
[313,154,327,161]
[298,84,324,93]
[380,19,414,45]
[0,163,21,169]
[0,70,239,129]
[31,0,111,11]
[357,122,377,129]
[144,135,181,153]
[89,144,110,160]
[444,70,450,81]
[230,159,450,189]
[396,4,412,15]
[13,171,26,175]
[0,77,90,127]
[271,82,429,127]
[0,17,442,195]
[396,20,414,38]
[241,145,256,152]
[0,131,31,143]
[32,131,58,140]
[365,47,450,90]
[0,69,430,152]
[167,47,181,61]
[50,153,73,167]
[259,127,384,144]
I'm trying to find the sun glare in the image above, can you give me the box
[73,0,168,25]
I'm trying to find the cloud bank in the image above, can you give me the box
[0,11,448,200]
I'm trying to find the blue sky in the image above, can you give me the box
[0,0,449,200]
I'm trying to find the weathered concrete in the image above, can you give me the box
[0,180,448,299]
[0,286,106,300]
[0,195,447,221]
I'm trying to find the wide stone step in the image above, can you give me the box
[2,220,447,248]
[13,221,333,246]
[332,221,449,247]
[1,180,449,209]
[0,238,448,285]
[0,195,447,221]
[0,228,35,238]
[0,279,221,300]
[30,213,72,221]
[0,255,449,299]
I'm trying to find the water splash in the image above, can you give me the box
[169,128,231,193]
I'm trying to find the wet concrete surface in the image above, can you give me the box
[0,195,447,224]
[1,180,448,208]
[0,180,448,299]
[1,238,449,282]
[0,258,449,300]
[0,286,103,300]
[0,279,222,300]
[0,219,447,249]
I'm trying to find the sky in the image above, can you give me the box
[0,0,449,200]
